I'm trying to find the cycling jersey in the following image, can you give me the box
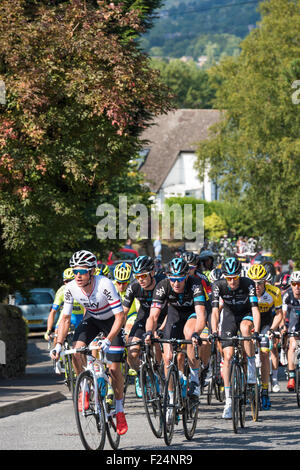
[151,276,206,312]
[123,272,166,320]
[211,277,258,347]
[53,284,85,329]
[152,276,206,340]
[194,270,211,295]
[256,284,282,328]
[211,277,258,316]
[113,280,139,327]
[61,275,123,321]
[283,287,300,332]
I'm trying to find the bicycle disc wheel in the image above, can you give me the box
[182,367,199,440]
[74,370,106,450]
[230,363,241,434]
[106,396,121,450]
[140,362,163,438]
[163,367,179,446]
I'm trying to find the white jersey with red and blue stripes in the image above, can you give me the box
[61,275,123,320]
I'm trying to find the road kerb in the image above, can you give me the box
[0,391,67,418]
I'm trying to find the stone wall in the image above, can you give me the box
[0,304,27,378]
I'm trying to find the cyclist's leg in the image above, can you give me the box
[240,317,256,383]
[219,310,237,417]
[259,325,271,409]
[72,315,98,376]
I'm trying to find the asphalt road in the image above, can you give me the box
[1,335,300,452]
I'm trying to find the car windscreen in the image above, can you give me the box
[15,292,53,305]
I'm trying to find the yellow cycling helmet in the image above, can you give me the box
[247,264,267,281]
[95,263,110,277]
[114,262,132,283]
[63,268,75,281]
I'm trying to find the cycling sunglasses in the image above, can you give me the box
[73,268,91,275]
[168,275,187,283]
[116,280,130,285]
[253,279,265,285]
[134,272,150,280]
[188,265,197,270]
[225,275,240,281]
[291,281,300,287]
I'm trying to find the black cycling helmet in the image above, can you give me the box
[132,255,154,274]
[181,251,199,266]
[209,268,223,282]
[221,257,241,276]
[198,250,214,262]
[262,261,276,284]
[166,257,189,276]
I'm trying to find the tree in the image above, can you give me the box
[0,0,173,298]
[195,0,300,265]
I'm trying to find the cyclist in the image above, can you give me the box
[113,262,138,337]
[282,271,300,391]
[96,263,112,278]
[247,264,283,409]
[210,256,261,419]
[44,268,85,343]
[263,260,283,392]
[181,251,212,386]
[124,255,167,397]
[50,250,128,436]
[145,257,207,404]
[197,250,214,288]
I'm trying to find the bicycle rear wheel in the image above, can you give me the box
[140,362,163,438]
[65,354,76,399]
[163,366,179,446]
[182,366,199,440]
[74,370,106,450]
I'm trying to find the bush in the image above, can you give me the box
[0,304,27,378]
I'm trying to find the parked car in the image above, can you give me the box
[12,288,55,330]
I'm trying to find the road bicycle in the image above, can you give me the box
[48,329,76,399]
[62,343,120,450]
[206,336,225,405]
[127,338,165,439]
[288,331,300,407]
[157,338,201,446]
[219,335,258,433]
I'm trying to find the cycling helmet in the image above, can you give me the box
[96,263,110,277]
[114,262,132,282]
[63,268,75,281]
[166,257,189,276]
[290,271,300,283]
[198,250,214,262]
[247,264,267,281]
[209,268,223,283]
[262,261,276,284]
[181,251,199,266]
[280,273,291,289]
[221,257,241,276]
[132,256,154,274]
[69,250,97,268]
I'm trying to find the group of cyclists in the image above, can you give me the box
[48,245,300,439]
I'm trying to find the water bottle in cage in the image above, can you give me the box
[94,359,106,398]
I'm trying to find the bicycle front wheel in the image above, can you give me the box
[163,366,179,446]
[74,370,106,450]
[248,382,259,421]
[231,363,242,434]
[140,362,163,438]
[182,365,199,440]
[106,396,121,450]
[65,354,76,399]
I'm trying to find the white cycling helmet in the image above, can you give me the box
[290,271,300,283]
[69,250,97,268]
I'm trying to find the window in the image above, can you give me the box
[16,292,53,305]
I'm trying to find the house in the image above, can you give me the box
[139,109,221,210]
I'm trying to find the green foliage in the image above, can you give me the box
[141,0,260,59]
[150,58,215,108]
[0,0,173,299]
[195,0,300,265]
[204,212,227,241]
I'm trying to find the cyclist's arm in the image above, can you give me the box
[45,308,58,338]
[145,306,162,336]
[251,305,261,333]
[107,311,126,343]
[194,304,206,335]
[211,306,220,334]
[270,307,283,331]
